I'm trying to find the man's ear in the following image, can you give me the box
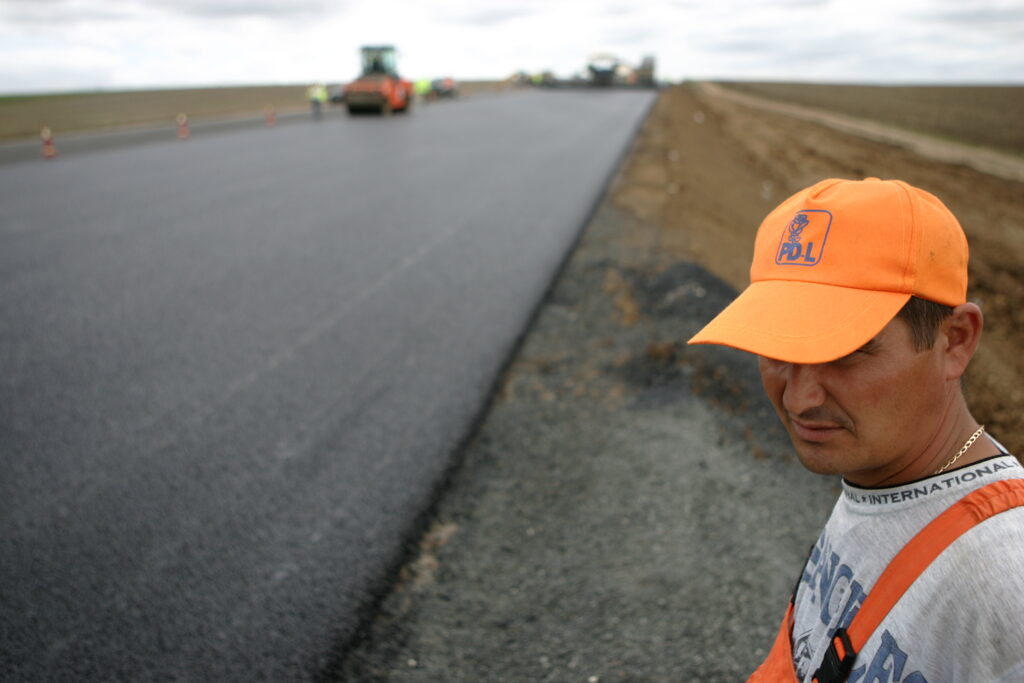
[942,302,983,381]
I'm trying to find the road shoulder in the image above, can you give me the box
[335,193,837,680]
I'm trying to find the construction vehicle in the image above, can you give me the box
[587,53,620,86]
[429,77,459,99]
[342,45,413,115]
[636,56,657,88]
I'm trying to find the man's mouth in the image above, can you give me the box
[790,417,846,443]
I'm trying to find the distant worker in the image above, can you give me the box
[415,78,432,102]
[307,83,328,120]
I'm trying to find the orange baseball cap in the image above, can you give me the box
[688,178,969,363]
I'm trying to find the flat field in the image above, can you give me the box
[5,80,1020,151]
[0,85,311,141]
[0,81,509,141]
[717,81,1024,155]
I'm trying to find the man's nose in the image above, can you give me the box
[782,363,827,416]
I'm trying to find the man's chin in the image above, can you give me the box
[791,441,849,477]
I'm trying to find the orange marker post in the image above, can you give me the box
[176,112,190,140]
[40,126,57,159]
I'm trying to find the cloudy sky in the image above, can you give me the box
[2,0,1022,94]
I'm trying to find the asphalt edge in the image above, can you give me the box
[314,89,663,680]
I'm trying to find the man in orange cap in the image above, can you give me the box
[690,178,1024,682]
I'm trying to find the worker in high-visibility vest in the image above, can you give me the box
[414,78,432,103]
[307,83,328,120]
[690,178,1024,682]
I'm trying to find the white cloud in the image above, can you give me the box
[0,0,1022,93]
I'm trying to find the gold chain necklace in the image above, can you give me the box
[934,425,985,475]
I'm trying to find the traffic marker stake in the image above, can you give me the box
[176,112,190,140]
[40,126,57,159]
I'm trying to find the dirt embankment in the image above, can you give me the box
[611,83,1024,458]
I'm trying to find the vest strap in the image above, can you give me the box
[811,627,854,683]
[810,478,1024,683]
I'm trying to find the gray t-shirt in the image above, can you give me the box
[791,447,1024,682]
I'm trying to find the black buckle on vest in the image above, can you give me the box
[812,627,856,683]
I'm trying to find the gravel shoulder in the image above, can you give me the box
[335,197,838,683]
[334,83,1023,681]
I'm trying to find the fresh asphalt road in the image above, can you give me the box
[0,89,655,681]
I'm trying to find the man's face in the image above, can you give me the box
[758,315,953,487]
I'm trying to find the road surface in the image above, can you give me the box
[0,89,655,681]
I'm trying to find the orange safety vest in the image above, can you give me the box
[748,478,1024,683]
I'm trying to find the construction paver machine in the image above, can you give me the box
[342,45,413,115]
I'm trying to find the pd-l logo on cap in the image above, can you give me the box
[775,209,831,266]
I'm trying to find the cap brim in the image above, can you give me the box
[687,280,910,364]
